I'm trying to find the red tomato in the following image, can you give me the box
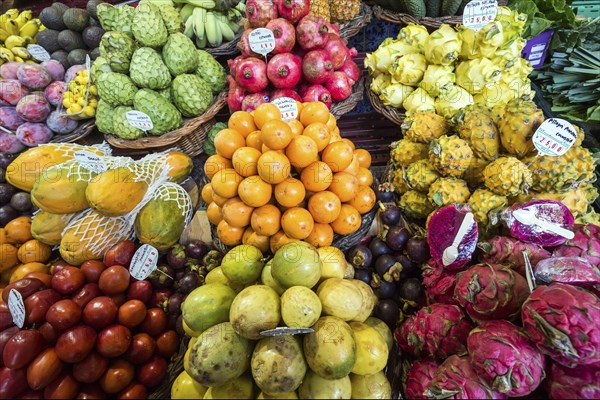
[139,308,167,337]
[83,297,117,330]
[73,351,108,384]
[55,325,97,363]
[51,266,85,295]
[98,266,130,296]
[96,324,131,358]
[3,329,47,369]
[46,299,82,331]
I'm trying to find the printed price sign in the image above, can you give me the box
[74,150,107,173]
[130,244,159,281]
[8,289,25,328]
[126,110,154,131]
[463,0,498,31]
[271,97,298,121]
[27,44,50,62]
[532,118,577,156]
[249,28,276,56]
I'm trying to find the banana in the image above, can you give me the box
[11,47,30,60]
[187,0,216,10]
[216,14,234,41]
[204,12,218,47]
[4,20,19,36]
[195,34,207,49]
[0,29,9,42]
[179,4,195,21]
[213,14,223,47]
[18,10,33,22]
[4,35,26,50]
[0,47,13,62]
[227,8,243,23]
[193,7,207,41]
[19,20,39,39]
[14,56,24,62]
[184,14,195,38]
[5,9,19,20]
[226,19,241,34]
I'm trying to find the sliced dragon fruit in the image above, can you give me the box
[427,204,478,271]
[534,256,600,287]
[502,200,574,247]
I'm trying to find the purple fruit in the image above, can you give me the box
[16,94,51,122]
[546,362,600,399]
[0,79,28,105]
[16,122,53,146]
[43,81,67,107]
[0,107,25,130]
[0,62,22,80]
[65,65,86,84]
[405,358,441,400]
[40,60,65,81]
[422,260,458,305]
[0,132,25,154]
[16,64,52,90]
[46,111,78,134]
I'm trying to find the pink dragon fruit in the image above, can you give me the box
[337,59,361,85]
[478,236,551,276]
[302,84,332,108]
[546,362,600,399]
[325,71,353,101]
[454,263,529,322]
[467,320,546,397]
[271,88,302,102]
[422,260,459,305]
[245,0,278,28]
[424,355,507,399]
[302,50,334,84]
[428,204,479,271]
[521,283,600,367]
[324,33,349,70]
[275,0,309,24]
[235,57,269,93]
[534,256,600,287]
[553,224,600,266]
[237,31,262,58]
[241,91,270,112]
[405,358,441,399]
[296,15,330,50]
[226,76,246,112]
[267,53,301,89]
[395,303,472,358]
[265,18,296,54]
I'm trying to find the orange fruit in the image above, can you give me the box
[347,186,377,214]
[330,204,361,235]
[325,114,337,132]
[217,220,244,246]
[308,190,341,224]
[204,154,233,180]
[302,122,330,151]
[257,151,291,184]
[251,204,281,236]
[207,202,223,225]
[355,149,372,168]
[281,207,314,240]
[228,111,257,138]
[17,239,51,264]
[222,197,254,228]
[300,101,330,126]
[304,223,334,248]
[295,101,303,116]
[211,168,243,198]
[238,175,273,208]
[261,120,293,150]
[300,161,333,192]
[322,141,353,172]
[0,243,18,271]
[212,192,229,207]
[214,128,245,159]
[342,153,360,176]
[286,119,304,136]
[201,183,214,204]
[331,127,341,140]
[356,167,373,187]
[270,230,297,253]
[4,216,32,244]
[342,138,355,151]
[242,227,269,254]
[253,103,282,128]
[274,178,306,208]
[329,171,359,202]
[246,130,263,151]
[232,146,262,177]
[285,135,318,169]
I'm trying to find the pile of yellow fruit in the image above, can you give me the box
[63,68,98,119]
[0,9,42,63]
[202,101,376,252]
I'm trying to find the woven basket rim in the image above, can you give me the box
[205,22,244,57]
[339,3,374,39]
[365,75,406,126]
[174,118,216,158]
[49,118,96,144]
[330,75,366,119]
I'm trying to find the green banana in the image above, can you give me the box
[234,2,245,12]
[226,19,241,34]
[195,34,207,49]
[173,0,216,9]
[217,17,234,41]
[184,13,195,38]
[193,7,207,41]
[205,11,221,47]
[227,8,243,23]
[179,4,195,21]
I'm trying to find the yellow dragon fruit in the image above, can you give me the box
[435,85,474,118]
[397,23,429,51]
[456,58,502,94]
[455,105,500,161]
[391,139,429,167]
[561,146,597,184]
[389,53,427,86]
[528,189,589,217]
[402,111,449,143]
[424,24,462,66]
[474,83,519,108]
[379,84,415,108]
[483,156,532,197]
[498,98,544,158]
[458,27,478,60]
[405,159,440,192]
[366,42,420,74]
[400,190,435,219]
[429,135,473,177]
[420,65,455,97]
[394,169,410,194]
[428,177,471,207]
[495,6,527,42]
[464,157,489,186]
[370,74,392,95]
[403,88,436,115]
[468,188,508,232]
[475,22,505,58]
[492,39,527,70]
[524,154,582,193]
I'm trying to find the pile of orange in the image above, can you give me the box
[201,102,376,253]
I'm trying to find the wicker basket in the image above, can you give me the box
[339,3,373,39]
[330,76,366,119]
[365,75,406,126]
[48,119,97,144]
[105,90,227,150]
[205,25,243,57]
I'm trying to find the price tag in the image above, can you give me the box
[126,110,154,132]
[27,44,50,62]
[249,28,276,56]
[463,0,498,31]
[271,97,298,121]
[532,118,577,156]
[130,244,159,281]
[74,150,107,173]
[8,289,25,328]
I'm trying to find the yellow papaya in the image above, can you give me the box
[30,163,95,214]
[6,143,109,192]
[31,211,77,246]
[134,183,192,251]
[86,167,148,216]
[165,151,193,183]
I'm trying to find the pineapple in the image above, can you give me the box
[467,188,507,231]
[464,157,489,187]
[455,105,500,161]
[310,0,330,22]
[498,98,544,158]
[524,154,582,193]
[391,139,429,167]
[428,177,470,207]
[429,135,473,177]
[402,111,449,144]
[329,0,360,23]
[404,160,440,192]
[483,156,532,197]
[399,190,435,219]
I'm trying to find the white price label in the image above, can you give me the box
[126,110,153,131]
[130,244,159,281]
[27,44,50,61]
[249,28,276,56]
[74,150,107,173]
[271,97,298,121]
[463,0,498,31]
[532,118,577,156]
[8,289,25,328]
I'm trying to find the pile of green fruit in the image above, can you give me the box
[179,0,246,49]
[37,0,106,68]
[373,0,469,18]
[91,1,227,139]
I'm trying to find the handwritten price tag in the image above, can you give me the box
[532,118,577,156]
[74,150,107,173]
[126,110,154,132]
[463,0,498,31]
[130,244,159,281]
[27,44,50,62]
[249,28,276,56]
[8,289,25,328]
[271,97,298,121]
